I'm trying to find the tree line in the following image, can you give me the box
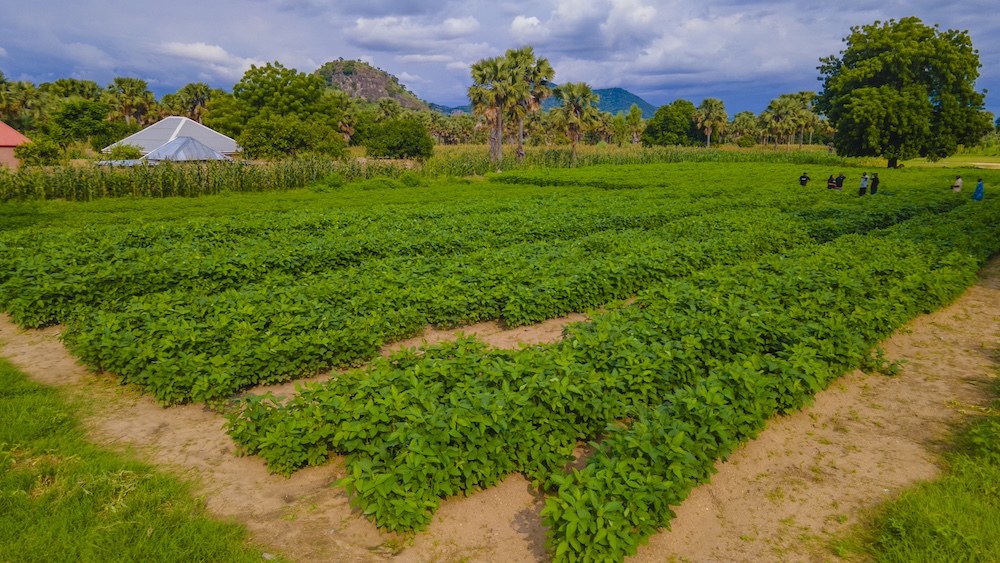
[1,17,996,166]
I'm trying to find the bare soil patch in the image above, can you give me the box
[0,257,997,562]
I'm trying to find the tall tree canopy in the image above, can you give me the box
[204,62,348,157]
[692,98,727,148]
[641,99,698,147]
[106,77,154,126]
[469,53,527,164]
[506,46,554,161]
[551,82,600,165]
[817,17,992,167]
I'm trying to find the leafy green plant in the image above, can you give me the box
[106,144,143,160]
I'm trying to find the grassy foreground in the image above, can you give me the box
[840,372,1000,562]
[0,358,275,563]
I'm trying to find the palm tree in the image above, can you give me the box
[469,55,526,164]
[625,104,644,146]
[766,96,800,150]
[177,83,211,123]
[552,82,600,165]
[730,111,757,144]
[158,93,187,118]
[693,98,728,148]
[0,81,44,129]
[376,97,403,122]
[106,77,152,125]
[505,46,554,161]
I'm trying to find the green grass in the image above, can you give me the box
[901,154,1000,169]
[0,358,276,563]
[837,378,1000,562]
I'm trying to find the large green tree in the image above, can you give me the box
[205,62,349,156]
[52,99,112,142]
[817,17,992,167]
[641,99,698,146]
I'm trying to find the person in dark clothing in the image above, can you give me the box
[870,173,880,195]
[799,172,810,186]
[827,175,837,189]
[834,173,846,191]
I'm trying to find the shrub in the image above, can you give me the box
[106,144,143,160]
[13,137,63,166]
[238,115,345,160]
[307,172,343,193]
[737,135,756,148]
[364,117,434,160]
[399,171,424,187]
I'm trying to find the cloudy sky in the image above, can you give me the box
[1,0,998,116]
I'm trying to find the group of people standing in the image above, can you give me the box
[952,175,986,201]
[805,172,880,195]
[798,171,986,200]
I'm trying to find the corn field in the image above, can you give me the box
[0,145,883,202]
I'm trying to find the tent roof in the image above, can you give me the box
[103,116,238,155]
[145,136,232,162]
[0,121,31,148]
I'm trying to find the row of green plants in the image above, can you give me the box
[57,211,808,405]
[1,192,698,327]
[222,200,999,561]
[0,145,880,202]
[1,163,970,330]
[0,169,966,405]
[1,168,828,328]
[540,201,1000,560]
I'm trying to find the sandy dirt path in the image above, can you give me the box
[0,257,997,562]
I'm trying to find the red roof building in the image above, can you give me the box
[0,121,31,170]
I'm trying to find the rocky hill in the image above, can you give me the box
[313,59,429,111]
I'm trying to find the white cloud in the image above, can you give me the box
[397,54,453,63]
[441,17,480,36]
[348,16,481,50]
[159,42,263,79]
[510,16,543,41]
[446,61,471,71]
[399,71,427,83]
[600,0,658,49]
[0,46,7,57]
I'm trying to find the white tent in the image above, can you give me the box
[102,116,239,156]
[145,136,231,163]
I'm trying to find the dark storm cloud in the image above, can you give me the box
[0,0,997,113]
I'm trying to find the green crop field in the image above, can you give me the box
[2,161,998,562]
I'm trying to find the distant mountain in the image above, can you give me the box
[592,88,658,119]
[428,102,472,115]
[314,59,429,111]
[430,87,657,118]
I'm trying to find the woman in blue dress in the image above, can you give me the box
[972,178,984,201]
